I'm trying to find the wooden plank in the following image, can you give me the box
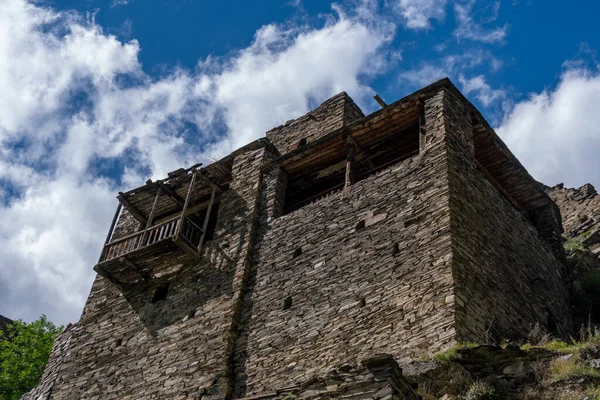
[117,192,148,225]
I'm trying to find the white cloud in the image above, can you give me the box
[459,74,505,107]
[0,0,394,324]
[110,0,132,8]
[497,67,600,189]
[454,0,509,43]
[391,0,448,30]
[398,50,503,91]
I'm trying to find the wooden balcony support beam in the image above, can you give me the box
[93,265,122,286]
[119,257,149,281]
[198,185,216,252]
[194,169,223,194]
[156,181,185,208]
[173,236,202,260]
[140,187,162,248]
[117,192,148,225]
[178,171,197,236]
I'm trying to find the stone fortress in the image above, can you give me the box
[24,78,573,399]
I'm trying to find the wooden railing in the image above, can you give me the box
[100,215,202,263]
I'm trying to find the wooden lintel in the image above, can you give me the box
[118,257,148,281]
[156,182,185,207]
[93,265,122,286]
[117,192,148,225]
[173,236,202,260]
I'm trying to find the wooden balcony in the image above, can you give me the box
[94,215,205,285]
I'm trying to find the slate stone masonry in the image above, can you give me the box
[23,79,572,400]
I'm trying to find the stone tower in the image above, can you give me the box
[23,79,571,400]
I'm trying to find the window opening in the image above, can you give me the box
[282,113,420,215]
[152,283,169,303]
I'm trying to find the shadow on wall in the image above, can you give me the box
[116,188,249,335]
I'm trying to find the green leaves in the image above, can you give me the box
[0,315,62,400]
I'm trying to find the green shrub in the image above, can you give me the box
[573,270,600,321]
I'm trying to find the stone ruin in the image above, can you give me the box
[23,78,573,399]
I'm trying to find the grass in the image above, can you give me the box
[521,334,600,353]
[564,229,596,252]
[434,342,480,362]
[547,356,600,382]
[564,238,586,252]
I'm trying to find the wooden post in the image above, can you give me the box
[344,145,355,191]
[98,202,122,263]
[178,171,197,236]
[418,100,426,153]
[117,192,148,225]
[198,185,216,252]
[140,187,162,248]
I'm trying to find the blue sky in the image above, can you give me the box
[1,0,600,325]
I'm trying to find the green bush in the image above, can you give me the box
[573,270,600,322]
[0,315,62,400]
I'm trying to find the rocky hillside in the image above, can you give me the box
[546,183,600,329]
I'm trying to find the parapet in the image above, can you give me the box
[266,92,364,155]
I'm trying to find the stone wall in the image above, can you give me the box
[23,80,574,400]
[237,91,456,397]
[22,145,272,400]
[266,92,364,155]
[442,88,573,341]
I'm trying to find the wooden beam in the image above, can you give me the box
[172,236,202,260]
[345,134,377,170]
[344,145,356,191]
[156,182,185,207]
[93,265,122,286]
[98,203,122,263]
[373,94,387,108]
[418,100,426,152]
[117,193,147,225]
[140,188,162,248]
[119,257,148,281]
[198,186,216,252]
[195,170,222,194]
[178,171,197,236]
